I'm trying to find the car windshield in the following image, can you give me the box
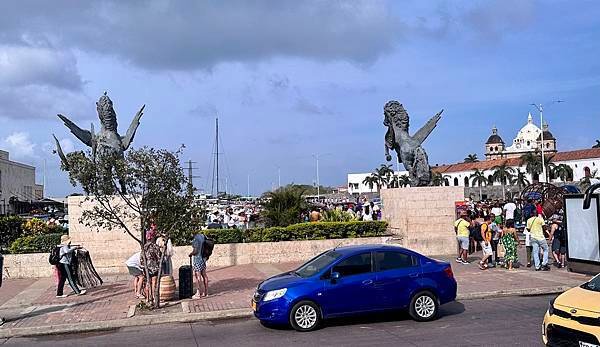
[295,250,342,278]
[581,274,600,292]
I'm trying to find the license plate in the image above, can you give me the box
[252,301,257,311]
[580,342,600,347]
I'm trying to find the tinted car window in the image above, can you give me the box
[374,251,417,271]
[333,253,372,277]
[296,251,342,278]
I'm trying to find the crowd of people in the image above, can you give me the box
[454,198,566,272]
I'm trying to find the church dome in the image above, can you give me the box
[504,113,541,152]
[486,126,504,144]
[537,124,555,141]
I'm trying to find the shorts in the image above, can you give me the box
[480,241,493,256]
[457,236,469,251]
[127,266,143,277]
[552,238,566,254]
[193,256,207,273]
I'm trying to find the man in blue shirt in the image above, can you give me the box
[189,233,208,299]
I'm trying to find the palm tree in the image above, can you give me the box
[491,163,516,200]
[580,169,599,191]
[375,164,394,189]
[431,171,443,186]
[464,154,479,163]
[593,140,600,149]
[520,152,542,182]
[552,164,574,182]
[388,174,400,188]
[362,175,379,193]
[470,169,488,200]
[514,169,530,191]
[398,174,411,187]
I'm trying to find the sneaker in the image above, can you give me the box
[0,317,5,326]
[77,290,87,296]
[542,265,551,271]
[56,294,68,298]
[535,267,541,271]
[526,263,532,268]
[455,258,462,263]
[461,259,470,265]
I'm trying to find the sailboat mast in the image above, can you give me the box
[216,117,219,197]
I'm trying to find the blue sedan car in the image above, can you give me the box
[252,244,457,331]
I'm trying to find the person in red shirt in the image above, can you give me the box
[535,200,544,217]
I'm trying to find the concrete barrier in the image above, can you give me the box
[2,236,393,278]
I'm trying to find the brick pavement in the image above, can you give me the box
[0,252,592,333]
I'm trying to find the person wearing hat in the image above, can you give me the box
[57,234,86,298]
[454,211,471,265]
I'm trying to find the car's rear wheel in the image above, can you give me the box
[409,291,439,322]
[290,300,321,332]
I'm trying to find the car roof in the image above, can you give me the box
[333,244,417,256]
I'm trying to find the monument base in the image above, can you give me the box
[381,186,465,256]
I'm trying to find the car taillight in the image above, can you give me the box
[443,266,454,279]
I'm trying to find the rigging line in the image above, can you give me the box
[218,129,234,195]
[205,129,216,196]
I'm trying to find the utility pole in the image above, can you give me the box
[278,167,281,189]
[247,174,250,198]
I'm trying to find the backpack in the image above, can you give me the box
[49,246,61,265]
[470,223,484,242]
[201,238,215,260]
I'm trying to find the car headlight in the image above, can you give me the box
[548,297,556,316]
[263,288,287,302]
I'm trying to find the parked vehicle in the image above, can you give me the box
[543,274,600,346]
[252,244,457,331]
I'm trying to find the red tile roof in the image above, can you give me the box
[432,148,600,174]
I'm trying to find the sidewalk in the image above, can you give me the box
[0,249,591,338]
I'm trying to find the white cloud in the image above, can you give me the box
[3,131,36,158]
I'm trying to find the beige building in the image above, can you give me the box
[0,150,43,215]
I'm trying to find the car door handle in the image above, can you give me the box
[409,273,419,278]
[362,279,374,285]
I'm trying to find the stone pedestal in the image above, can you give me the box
[381,186,465,256]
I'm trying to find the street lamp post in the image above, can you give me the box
[530,100,563,183]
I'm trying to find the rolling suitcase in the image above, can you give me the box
[178,256,193,299]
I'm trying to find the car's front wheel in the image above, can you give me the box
[289,300,321,332]
[409,291,439,322]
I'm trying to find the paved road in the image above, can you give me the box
[1,295,551,347]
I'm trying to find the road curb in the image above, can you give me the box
[0,287,566,339]
[457,285,567,300]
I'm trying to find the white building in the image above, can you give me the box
[0,150,43,215]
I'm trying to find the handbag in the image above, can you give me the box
[497,241,506,258]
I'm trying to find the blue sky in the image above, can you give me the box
[0,0,599,197]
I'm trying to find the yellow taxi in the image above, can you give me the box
[543,274,600,346]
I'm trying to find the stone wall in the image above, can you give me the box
[2,236,392,278]
[380,186,464,255]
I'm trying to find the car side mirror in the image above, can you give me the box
[331,272,341,282]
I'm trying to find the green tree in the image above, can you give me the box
[580,169,600,191]
[362,175,379,193]
[552,164,574,182]
[61,147,201,308]
[464,154,479,163]
[261,186,309,227]
[398,174,411,187]
[520,152,542,182]
[375,164,394,189]
[470,169,488,200]
[431,172,443,186]
[491,163,516,200]
[514,169,530,191]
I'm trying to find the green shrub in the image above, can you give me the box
[9,233,63,254]
[0,216,25,249]
[197,221,388,245]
